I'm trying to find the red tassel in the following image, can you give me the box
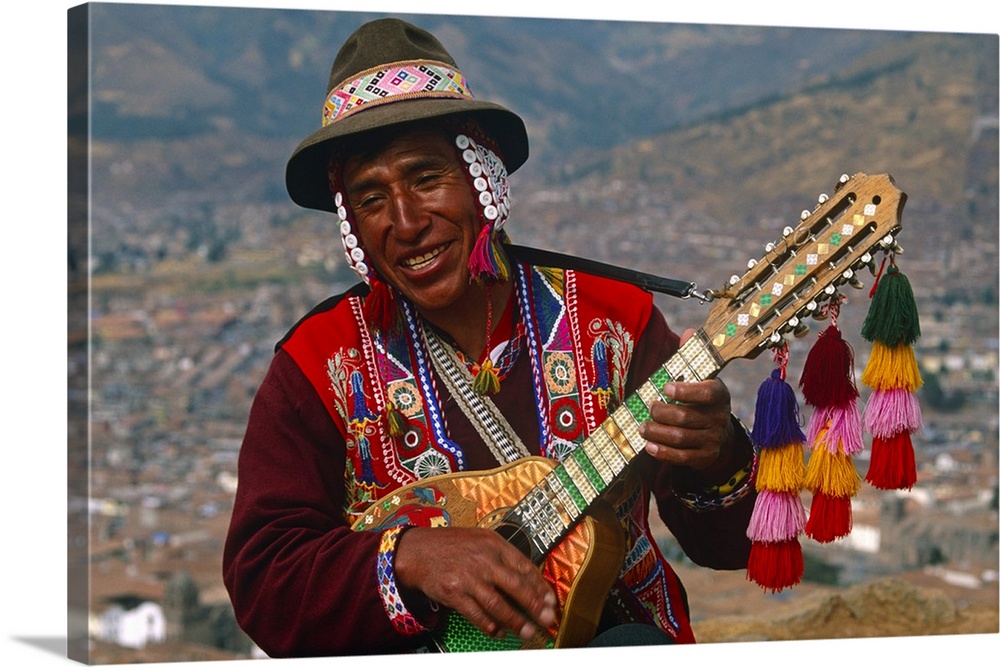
[363,278,399,332]
[867,431,917,490]
[804,492,853,543]
[799,323,859,409]
[746,540,804,593]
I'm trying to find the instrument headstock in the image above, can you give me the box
[701,172,907,365]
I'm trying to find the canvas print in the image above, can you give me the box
[67,2,999,664]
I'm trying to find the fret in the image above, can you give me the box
[588,427,628,476]
[553,465,588,513]
[614,407,646,455]
[580,437,616,484]
[538,476,575,528]
[601,418,638,462]
[570,448,608,493]
[522,487,563,554]
[562,456,598,504]
[549,475,583,524]
[665,332,721,383]
[636,381,661,409]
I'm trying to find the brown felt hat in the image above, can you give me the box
[285,18,529,212]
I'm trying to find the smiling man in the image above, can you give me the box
[223,17,757,658]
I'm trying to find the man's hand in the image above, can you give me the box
[393,526,557,641]
[639,329,737,475]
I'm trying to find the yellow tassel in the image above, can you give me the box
[755,446,806,493]
[804,444,861,497]
[472,358,501,396]
[385,401,407,438]
[860,341,923,392]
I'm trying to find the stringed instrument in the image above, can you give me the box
[353,172,907,652]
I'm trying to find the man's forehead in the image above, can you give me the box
[342,126,458,180]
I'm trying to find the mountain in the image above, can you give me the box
[77,4,940,206]
[73,3,997,310]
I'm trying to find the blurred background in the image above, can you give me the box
[61,1,996,664]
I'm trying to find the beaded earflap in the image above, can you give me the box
[448,122,513,285]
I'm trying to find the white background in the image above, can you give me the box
[2,1,997,666]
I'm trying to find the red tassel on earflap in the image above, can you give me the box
[799,296,862,543]
[860,257,922,490]
[363,277,400,332]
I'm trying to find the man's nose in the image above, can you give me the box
[390,193,429,240]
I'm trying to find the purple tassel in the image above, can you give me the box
[865,388,923,438]
[747,490,807,542]
[752,369,807,449]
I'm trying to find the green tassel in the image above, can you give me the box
[861,264,921,347]
[472,359,501,396]
[386,401,407,438]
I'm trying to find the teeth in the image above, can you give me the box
[403,246,444,269]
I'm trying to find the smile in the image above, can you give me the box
[401,244,447,270]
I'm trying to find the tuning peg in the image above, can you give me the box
[800,209,811,221]
[817,193,829,205]
[729,274,740,286]
[768,331,783,346]
[747,258,758,269]
[833,173,850,191]
[793,322,811,338]
[849,275,865,290]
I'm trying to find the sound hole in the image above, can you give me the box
[494,520,541,563]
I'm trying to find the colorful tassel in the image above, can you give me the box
[746,540,804,595]
[799,298,863,543]
[472,358,501,396]
[468,224,511,284]
[860,259,922,490]
[363,278,400,332]
[746,347,807,593]
[385,401,407,438]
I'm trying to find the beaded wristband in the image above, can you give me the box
[376,525,428,637]
[673,459,756,512]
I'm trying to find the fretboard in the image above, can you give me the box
[504,330,724,562]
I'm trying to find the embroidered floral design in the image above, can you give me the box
[589,318,635,410]
[387,380,422,418]
[544,351,577,394]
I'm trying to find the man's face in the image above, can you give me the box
[341,125,483,319]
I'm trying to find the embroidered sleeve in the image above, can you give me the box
[376,525,431,636]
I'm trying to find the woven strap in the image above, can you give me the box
[423,326,530,466]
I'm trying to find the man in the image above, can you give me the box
[223,17,756,658]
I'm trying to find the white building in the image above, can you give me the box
[96,596,166,649]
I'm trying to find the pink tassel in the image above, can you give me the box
[468,224,496,282]
[864,388,923,439]
[747,490,807,543]
[824,402,865,456]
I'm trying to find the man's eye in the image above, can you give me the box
[416,171,446,186]
[354,194,382,210]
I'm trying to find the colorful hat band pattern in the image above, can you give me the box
[323,60,475,127]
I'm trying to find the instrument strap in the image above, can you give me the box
[504,244,697,299]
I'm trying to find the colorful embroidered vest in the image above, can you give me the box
[281,263,695,643]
